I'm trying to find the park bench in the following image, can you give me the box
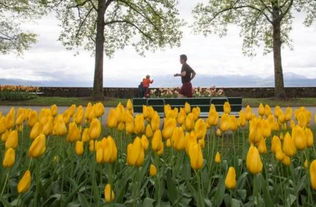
[132,97,243,118]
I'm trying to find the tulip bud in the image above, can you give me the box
[281,156,291,166]
[89,118,101,140]
[225,167,237,189]
[188,143,203,170]
[5,130,18,149]
[75,141,84,156]
[2,148,15,168]
[104,184,115,202]
[258,104,265,116]
[292,125,307,150]
[89,140,95,152]
[223,102,231,114]
[145,124,153,138]
[152,130,163,153]
[134,114,145,134]
[282,133,297,157]
[304,160,309,168]
[258,138,267,154]
[310,160,316,190]
[184,102,191,114]
[305,128,314,147]
[214,152,221,163]
[28,134,46,158]
[50,104,58,116]
[246,145,263,174]
[149,164,157,176]
[141,135,149,150]
[216,128,222,136]
[17,170,31,193]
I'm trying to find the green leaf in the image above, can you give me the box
[142,197,155,207]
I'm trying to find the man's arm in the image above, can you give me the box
[191,70,196,81]
[174,71,186,77]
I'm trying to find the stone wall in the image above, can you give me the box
[39,87,316,98]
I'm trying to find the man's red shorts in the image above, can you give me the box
[180,82,193,97]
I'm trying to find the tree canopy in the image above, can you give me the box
[0,0,46,54]
[193,0,316,56]
[54,0,183,57]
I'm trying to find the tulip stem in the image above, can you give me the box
[0,171,9,197]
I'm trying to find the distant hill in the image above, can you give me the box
[0,72,315,87]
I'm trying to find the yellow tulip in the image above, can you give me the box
[194,119,207,139]
[75,141,84,155]
[117,122,125,131]
[223,102,231,114]
[216,128,222,136]
[107,108,118,128]
[282,133,297,157]
[1,130,9,142]
[104,184,115,202]
[30,122,43,140]
[151,112,160,131]
[89,140,95,152]
[2,147,15,168]
[292,125,307,150]
[305,128,314,147]
[5,130,18,149]
[258,103,265,116]
[258,138,267,154]
[171,127,186,151]
[134,114,145,134]
[81,128,90,142]
[145,124,153,138]
[162,118,176,139]
[42,117,53,136]
[17,170,31,193]
[53,115,67,136]
[74,105,84,124]
[185,113,194,131]
[275,149,285,161]
[127,137,145,166]
[225,167,237,189]
[244,105,253,121]
[166,139,171,147]
[214,152,221,163]
[220,114,230,132]
[141,135,149,150]
[184,102,191,114]
[0,116,7,134]
[126,99,133,112]
[125,121,134,134]
[264,105,272,117]
[285,107,293,121]
[50,104,58,116]
[281,156,291,166]
[246,145,263,174]
[238,111,246,127]
[28,134,46,158]
[149,164,157,176]
[188,143,203,170]
[207,110,219,127]
[152,130,163,153]
[271,136,281,153]
[67,122,81,142]
[89,118,101,140]
[310,160,316,190]
[94,102,105,117]
[96,147,104,163]
[304,160,309,168]
[177,109,186,125]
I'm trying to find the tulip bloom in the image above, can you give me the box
[258,138,267,154]
[50,104,58,116]
[310,160,316,190]
[17,170,32,193]
[126,99,133,112]
[28,134,46,158]
[134,114,145,134]
[149,164,157,176]
[292,126,307,150]
[194,119,207,139]
[214,152,221,163]
[185,102,191,114]
[89,118,101,140]
[225,167,237,189]
[305,128,314,147]
[3,148,15,168]
[188,143,203,170]
[141,135,149,150]
[5,130,18,149]
[258,104,265,116]
[75,141,84,155]
[107,108,118,128]
[162,118,176,139]
[246,145,263,174]
[53,115,67,136]
[185,113,194,131]
[282,133,297,157]
[127,137,145,166]
[223,102,231,114]
[104,184,115,202]
[171,127,186,151]
[151,112,160,131]
[145,124,153,138]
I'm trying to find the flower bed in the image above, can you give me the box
[150,86,224,98]
[0,85,39,101]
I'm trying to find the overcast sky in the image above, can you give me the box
[0,1,316,87]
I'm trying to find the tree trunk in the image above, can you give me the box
[92,0,106,100]
[272,6,286,99]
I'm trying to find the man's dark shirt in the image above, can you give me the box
[181,63,194,84]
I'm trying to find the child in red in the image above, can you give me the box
[142,75,154,97]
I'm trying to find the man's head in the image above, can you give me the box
[146,75,150,79]
[180,54,187,64]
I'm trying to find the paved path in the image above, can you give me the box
[0,105,315,125]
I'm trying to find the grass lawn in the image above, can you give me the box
[0,96,315,107]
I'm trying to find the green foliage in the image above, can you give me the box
[192,0,316,56]
[0,91,37,101]
[0,0,46,54]
[53,0,184,56]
